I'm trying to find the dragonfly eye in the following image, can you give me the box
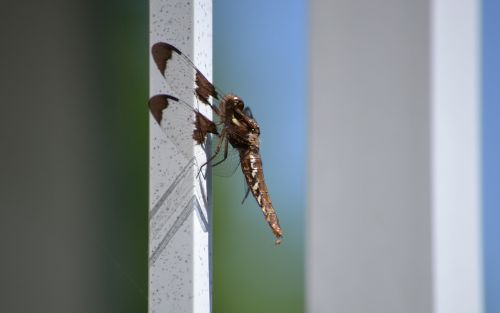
[234,100,244,110]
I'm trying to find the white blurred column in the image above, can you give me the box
[307,1,481,313]
[432,0,482,312]
[149,1,212,313]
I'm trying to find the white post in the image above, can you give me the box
[307,1,482,313]
[149,1,212,313]
[431,0,482,312]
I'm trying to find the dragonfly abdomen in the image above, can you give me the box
[240,149,283,244]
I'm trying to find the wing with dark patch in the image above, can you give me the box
[195,70,218,104]
[193,111,218,144]
[149,42,240,180]
[152,42,181,77]
[148,94,179,125]
[148,93,216,147]
[150,42,221,150]
[151,42,219,106]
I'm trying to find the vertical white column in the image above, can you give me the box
[431,1,482,312]
[308,1,482,313]
[149,1,212,313]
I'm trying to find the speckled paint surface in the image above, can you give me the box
[149,0,212,312]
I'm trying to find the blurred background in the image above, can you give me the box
[483,1,500,311]
[213,1,305,313]
[0,1,498,313]
[1,0,149,312]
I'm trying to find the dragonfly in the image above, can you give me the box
[149,42,283,245]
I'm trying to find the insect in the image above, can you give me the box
[149,42,283,244]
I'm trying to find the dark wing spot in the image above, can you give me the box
[148,94,178,125]
[193,111,218,144]
[151,42,181,76]
[195,70,218,104]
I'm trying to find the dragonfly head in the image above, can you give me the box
[231,95,244,111]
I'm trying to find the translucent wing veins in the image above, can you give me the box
[152,42,219,105]
[148,94,217,145]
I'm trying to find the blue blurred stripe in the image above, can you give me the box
[483,0,500,312]
[213,1,306,312]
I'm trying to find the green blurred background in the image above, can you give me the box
[1,0,150,312]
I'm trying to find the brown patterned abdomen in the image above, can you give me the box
[240,149,283,244]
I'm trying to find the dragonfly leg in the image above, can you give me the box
[241,186,251,204]
[211,138,229,167]
[197,129,226,177]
